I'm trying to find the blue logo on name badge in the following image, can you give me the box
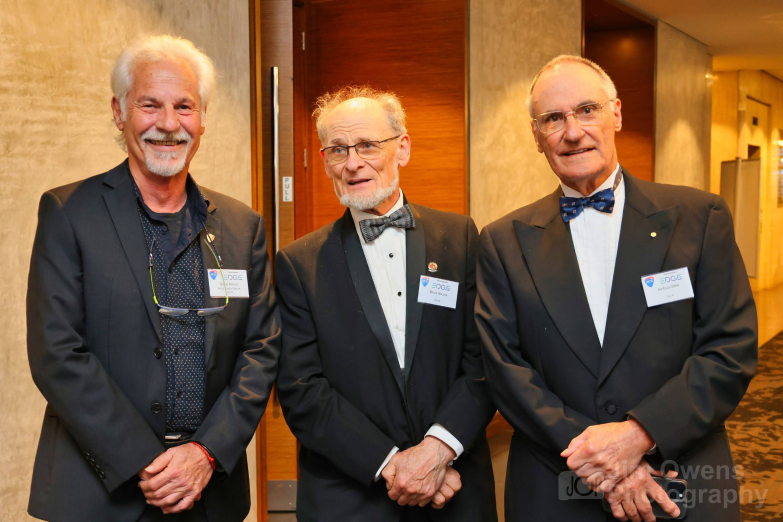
[209,270,218,280]
[422,277,430,287]
[644,276,654,288]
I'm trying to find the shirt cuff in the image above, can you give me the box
[425,424,464,460]
[374,446,399,482]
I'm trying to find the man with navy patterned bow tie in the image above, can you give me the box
[274,86,497,521]
[476,55,757,522]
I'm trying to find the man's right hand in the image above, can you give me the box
[605,461,680,522]
[430,467,462,509]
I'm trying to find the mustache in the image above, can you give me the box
[140,128,192,144]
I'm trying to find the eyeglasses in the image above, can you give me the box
[148,235,229,316]
[320,134,402,165]
[533,99,615,136]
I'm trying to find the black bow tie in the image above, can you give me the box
[359,204,416,243]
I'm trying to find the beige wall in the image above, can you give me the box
[654,21,712,190]
[710,71,739,194]
[0,1,255,521]
[469,0,582,231]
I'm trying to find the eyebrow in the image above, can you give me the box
[540,99,599,114]
[136,96,196,105]
[328,136,374,146]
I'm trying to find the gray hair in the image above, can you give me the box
[111,35,215,149]
[313,85,406,144]
[526,55,617,117]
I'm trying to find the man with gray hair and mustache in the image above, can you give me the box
[26,35,280,522]
[274,86,497,521]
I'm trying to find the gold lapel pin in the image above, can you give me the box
[650,232,657,238]
[207,233,216,243]
[428,262,438,273]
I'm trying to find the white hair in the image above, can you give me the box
[313,85,406,145]
[526,55,617,117]
[111,35,215,150]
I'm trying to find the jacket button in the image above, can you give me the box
[151,402,163,414]
[606,404,618,415]
[98,471,106,479]
[154,347,162,359]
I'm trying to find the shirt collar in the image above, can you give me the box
[129,170,209,222]
[560,163,621,198]
[350,188,405,245]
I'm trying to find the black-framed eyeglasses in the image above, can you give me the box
[533,99,615,136]
[148,235,229,316]
[320,134,402,165]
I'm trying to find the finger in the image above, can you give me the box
[439,483,455,502]
[145,450,174,475]
[585,471,605,491]
[430,491,447,509]
[162,495,195,514]
[142,468,177,494]
[621,497,641,522]
[647,477,681,519]
[632,487,655,522]
[561,431,589,458]
[147,489,184,509]
[443,469,461,493]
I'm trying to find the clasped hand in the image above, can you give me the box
[381,436,461,509]
[137,443,213,514]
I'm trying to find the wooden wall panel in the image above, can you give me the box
[585,27,655,182]
[299,0,467,234]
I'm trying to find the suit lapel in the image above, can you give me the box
[598,172,679,385]
[340,211,405,395]
[103,166,163,344]
[200,198,222,369]
[513,188,601,378]
[403,204,425,380]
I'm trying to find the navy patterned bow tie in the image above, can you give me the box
[559,169,622,223]
[359,204,416,242]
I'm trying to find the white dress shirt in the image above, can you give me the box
[350,190,463,481]
[560,163,624,346]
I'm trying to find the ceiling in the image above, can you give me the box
[617,0,783,81]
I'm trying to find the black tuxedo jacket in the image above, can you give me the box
[27,161,280,522]
[275,202,497,521]
[476,170,757,521]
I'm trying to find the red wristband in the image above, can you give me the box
[190,442,216,471]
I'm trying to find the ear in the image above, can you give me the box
[111,97,125,131]
[200,104,208,135]
[531,120,544,153]
[612,98,622,132]
[396,134,411,168]
[320,149,333,180]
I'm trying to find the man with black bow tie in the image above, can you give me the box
[274,86,497,521]
[476,55,757,522]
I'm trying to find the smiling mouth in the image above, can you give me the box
[347,179,371,186]
[562,148,594,156]
[146,139,186,146]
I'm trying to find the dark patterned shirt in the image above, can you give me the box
[132,176,209,433]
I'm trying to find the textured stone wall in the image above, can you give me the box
[0,1,254,520]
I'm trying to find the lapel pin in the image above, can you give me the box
[207,233,216,243]
[650,232,657,238]
[427,262,438,273]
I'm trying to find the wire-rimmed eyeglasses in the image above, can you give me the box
[148,235,229,316]
[320,134,402,165]
[533,99,615,136]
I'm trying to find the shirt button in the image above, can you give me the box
[176,391,183,398]
[154,347,162,359]
[174,348,179,355]
[151,402,163,414]
[389,253,394,258]
[161,225,168,233]
[398,292,402,296]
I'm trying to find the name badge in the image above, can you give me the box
[208,269,250,298]
[641,267,694,307]
[417,276,459,309]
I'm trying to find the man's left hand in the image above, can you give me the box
[385,436,457,506]
[138,443,214,514]
[560,419,654,493]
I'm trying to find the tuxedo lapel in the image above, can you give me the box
[598,172,679,385]
[403,204,425,380]
[513,188,601,378]
[340,211,405,395]
[102,166,163,344]
[200,199,222,369]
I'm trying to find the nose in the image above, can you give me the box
[157,104,181,133]
[562,112,584,142]
[343,146,364,171]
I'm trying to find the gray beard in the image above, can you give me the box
[337,167,399,212]
[140,128,193,178]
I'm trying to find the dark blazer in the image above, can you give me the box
[476,170,757,521]
[26,161,280,522]
[274,202,497,522]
